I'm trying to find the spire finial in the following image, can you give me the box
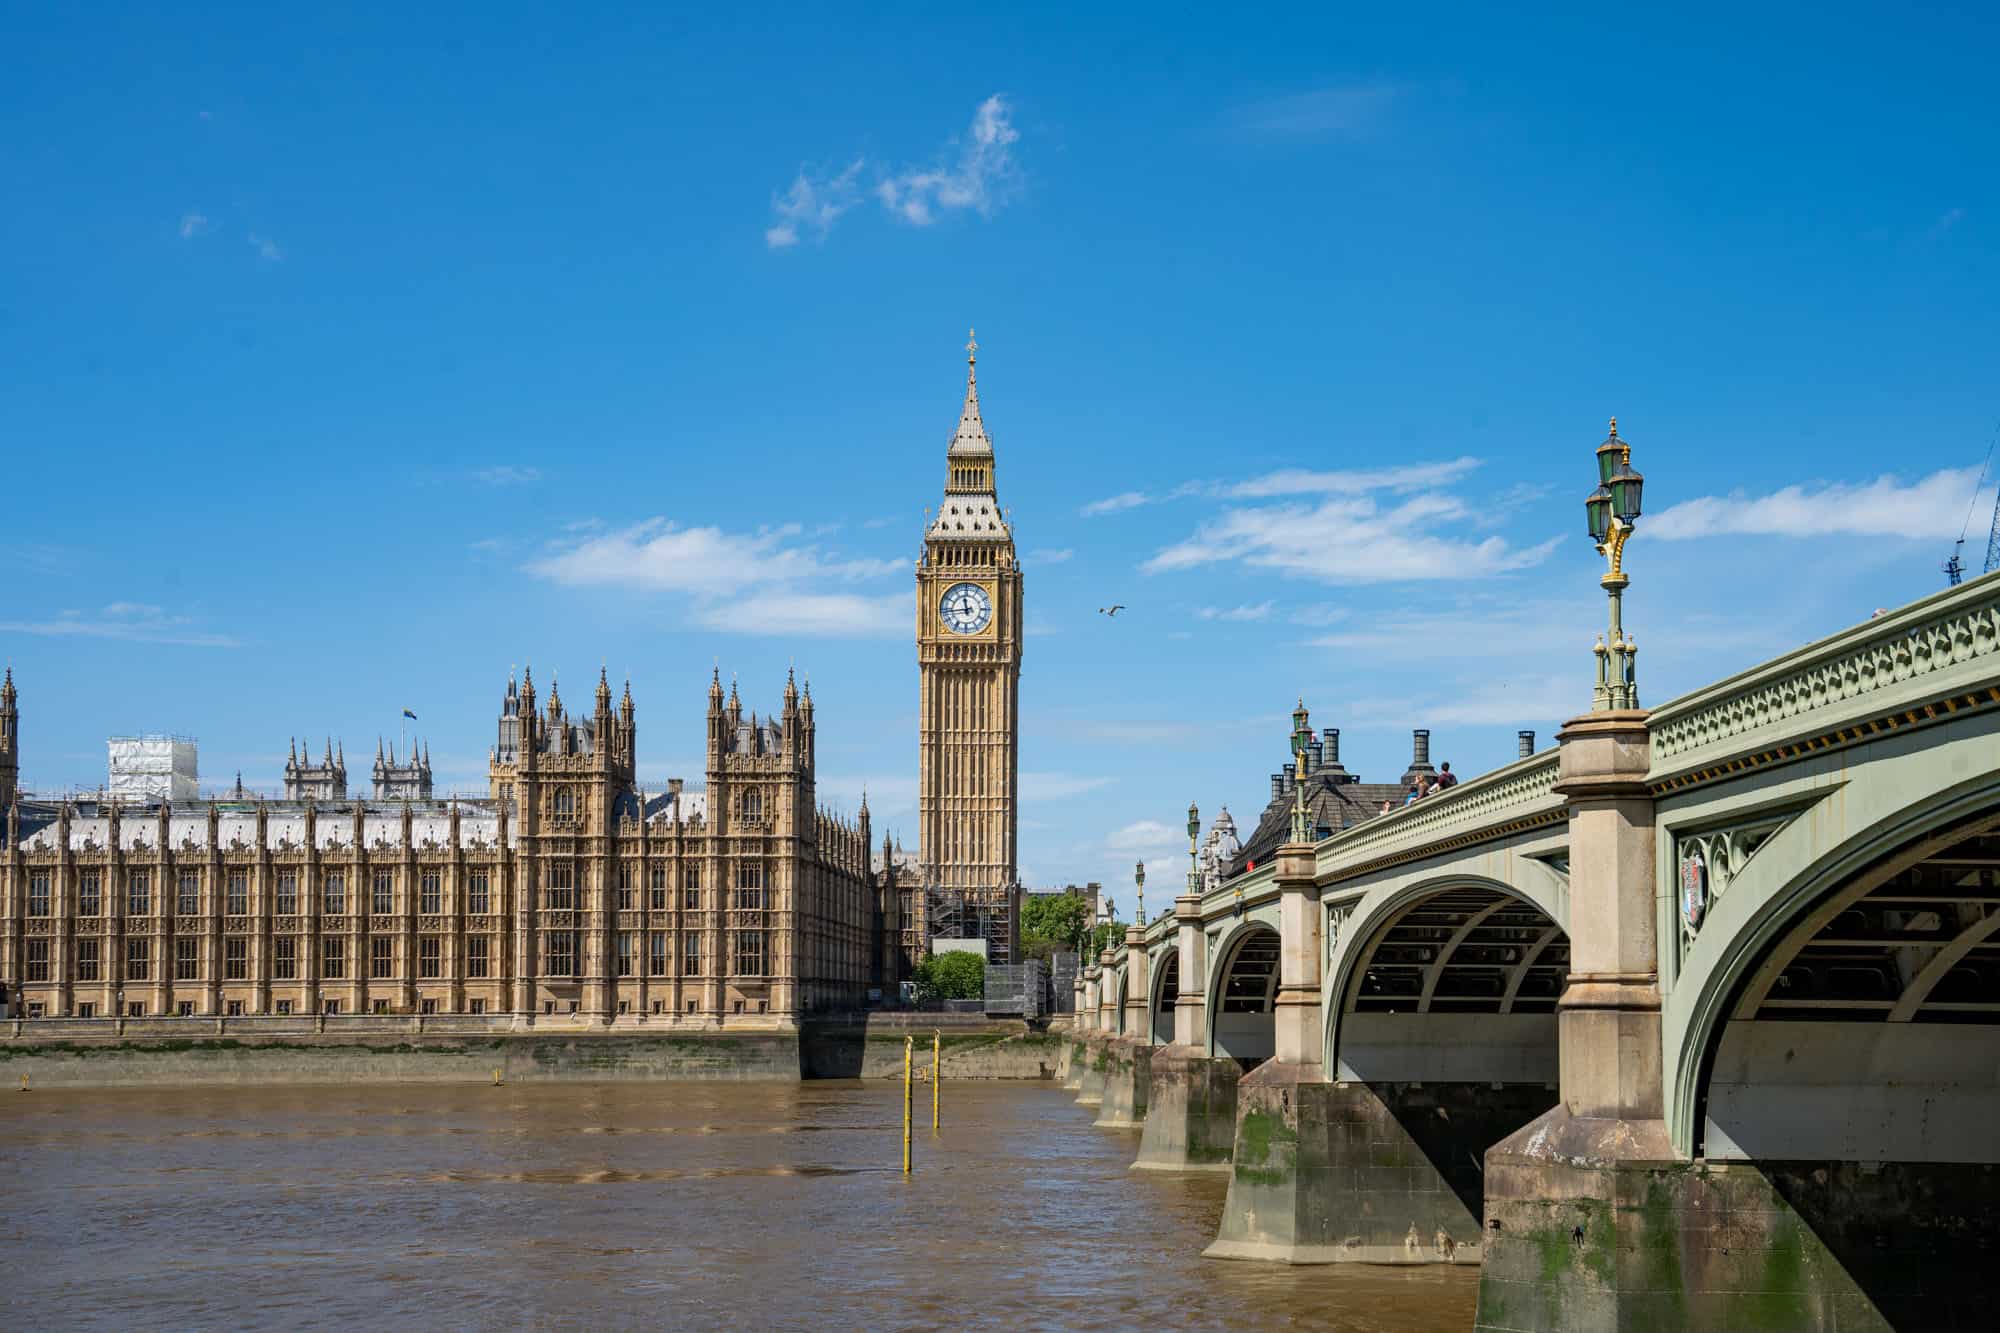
[967,327,978,374]
[1608,416,1618,439]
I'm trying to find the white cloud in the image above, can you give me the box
[767,95,1021,247]
[0,602,238,648]
[1289,603,1351,627]
[248,232,282,261]
[1197,601,1274,622]
[694,592,905,638]
[1107,819,1179,851]
[1649,466,1992,541]
[1080,490,1150,517]
[1145,491,1559,584]
[475,465,543,486]
[177,212,207,239]
[1029,547,1073,564]
[818,774,920,818]
[1927,207,1966,240]
[1229,81,1405,137]
[765,159,864,248]
[1021,772,1113,801]
[876,95,1020,226]
[528,519,907,638]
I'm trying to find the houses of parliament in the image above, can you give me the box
[0,338,1026,1024]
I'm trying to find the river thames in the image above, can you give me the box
[1,1080,1476,1329]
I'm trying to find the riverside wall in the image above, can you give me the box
[0,1014,1061,1088]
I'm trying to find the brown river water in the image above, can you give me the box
[1,1080,1476,1330]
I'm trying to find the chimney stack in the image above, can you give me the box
[1322,727,1340,765]
[1518,730,1536,759]
[1413,729,1431,768]
[1307,742,1322,775]
[1270,773,1284,800]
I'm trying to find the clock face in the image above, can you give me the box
[939,582,993,635]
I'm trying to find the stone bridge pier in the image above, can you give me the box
[1132,887,1238,1171]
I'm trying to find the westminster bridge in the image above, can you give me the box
[1060,569,2000,1331]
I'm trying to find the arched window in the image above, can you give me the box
[742,789,763,821]
[553,789,575,817]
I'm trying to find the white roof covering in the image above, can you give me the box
[927,494,1010,540]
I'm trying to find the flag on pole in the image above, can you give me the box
[402,708,418,720]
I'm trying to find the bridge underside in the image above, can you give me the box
[1211,885,1568,1265]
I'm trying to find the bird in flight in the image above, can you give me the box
[1099,605,1124,617]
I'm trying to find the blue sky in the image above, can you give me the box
[4,4,1996,900]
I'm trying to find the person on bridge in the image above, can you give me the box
[1435,762,1458,790]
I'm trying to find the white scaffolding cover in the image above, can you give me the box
[107,736,199,801]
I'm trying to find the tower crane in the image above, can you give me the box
[1945,438,1999,586]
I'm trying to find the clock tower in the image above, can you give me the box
[915,331,1023,963]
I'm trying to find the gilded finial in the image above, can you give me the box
[1608,416,1618,439]
[967,327,978,363]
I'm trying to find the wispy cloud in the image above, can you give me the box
[1029,547,1074,564]
[177,212,208,240]
[1107,819,1179,851]
[1650,466,1993,541]
[528,519,906,637]
[0,603,239,648]
[248,232,282,262]
[1926,207,1967,240]
[475,465,543,486]
[766,95,1022,248]
[1022,772,1114,801]
[1197,601,1274,622]
[766,159,864,248]
[1145,491,1558,584]
[1081,459,1479,517]
[1228,81,1404,137]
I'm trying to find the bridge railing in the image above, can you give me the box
[1647,569,2000,789]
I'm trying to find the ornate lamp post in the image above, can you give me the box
[1288,698,1315,844]
[1586,419,1647,710]
[1134,860,1146,926]
[1187,801,1201,899]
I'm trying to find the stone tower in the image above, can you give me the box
[915,330,1023,961]
[0,667,19,809]
[283,737,348,801]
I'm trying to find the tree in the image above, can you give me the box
[1087,921,1126,956]
[912,950,985,1002]
[1019,892,1091,962]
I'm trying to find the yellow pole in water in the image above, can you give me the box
[932,1030,941,1132]
[902,1036,913,1174]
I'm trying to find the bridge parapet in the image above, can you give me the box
[1647,570,2000,790]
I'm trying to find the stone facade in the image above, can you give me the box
[0,667,895,1028]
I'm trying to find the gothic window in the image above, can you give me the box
[682,934,701,976]
[616,932,634,978]
[734,862,764,910]
[617,863,634,911]
[419,936,442,980]
[276,873,297,916]
[733,930,767,977]
[79,872,101,917]
[371,937,394,979]
[25,939,49,982]
[742,789,763,821]
[546,862,575,910]
[324,873,346,915]
[467,936,490,978]
[420,873,442,915]
[227,872,249,916]
[225,938,248,981]
[468,871,491,916]
[176,938,200,982]
[650,866,667,910]
[27,872,49,917]
[649,933,667,976]
[546,931,575,977]
[178,872,200,916]
[125,937,151,981]
[77,938,101,982]
[127,872,151,917]
[554,789,575,818]
[274,937,297,980]
[687,863,701,890]
[372,872,394,915]
[322,937,345,980]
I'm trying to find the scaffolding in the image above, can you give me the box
[926,884,1021,966]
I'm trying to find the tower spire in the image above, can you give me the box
[947,327,993,465]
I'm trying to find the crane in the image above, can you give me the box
[1945,437,1999,586]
